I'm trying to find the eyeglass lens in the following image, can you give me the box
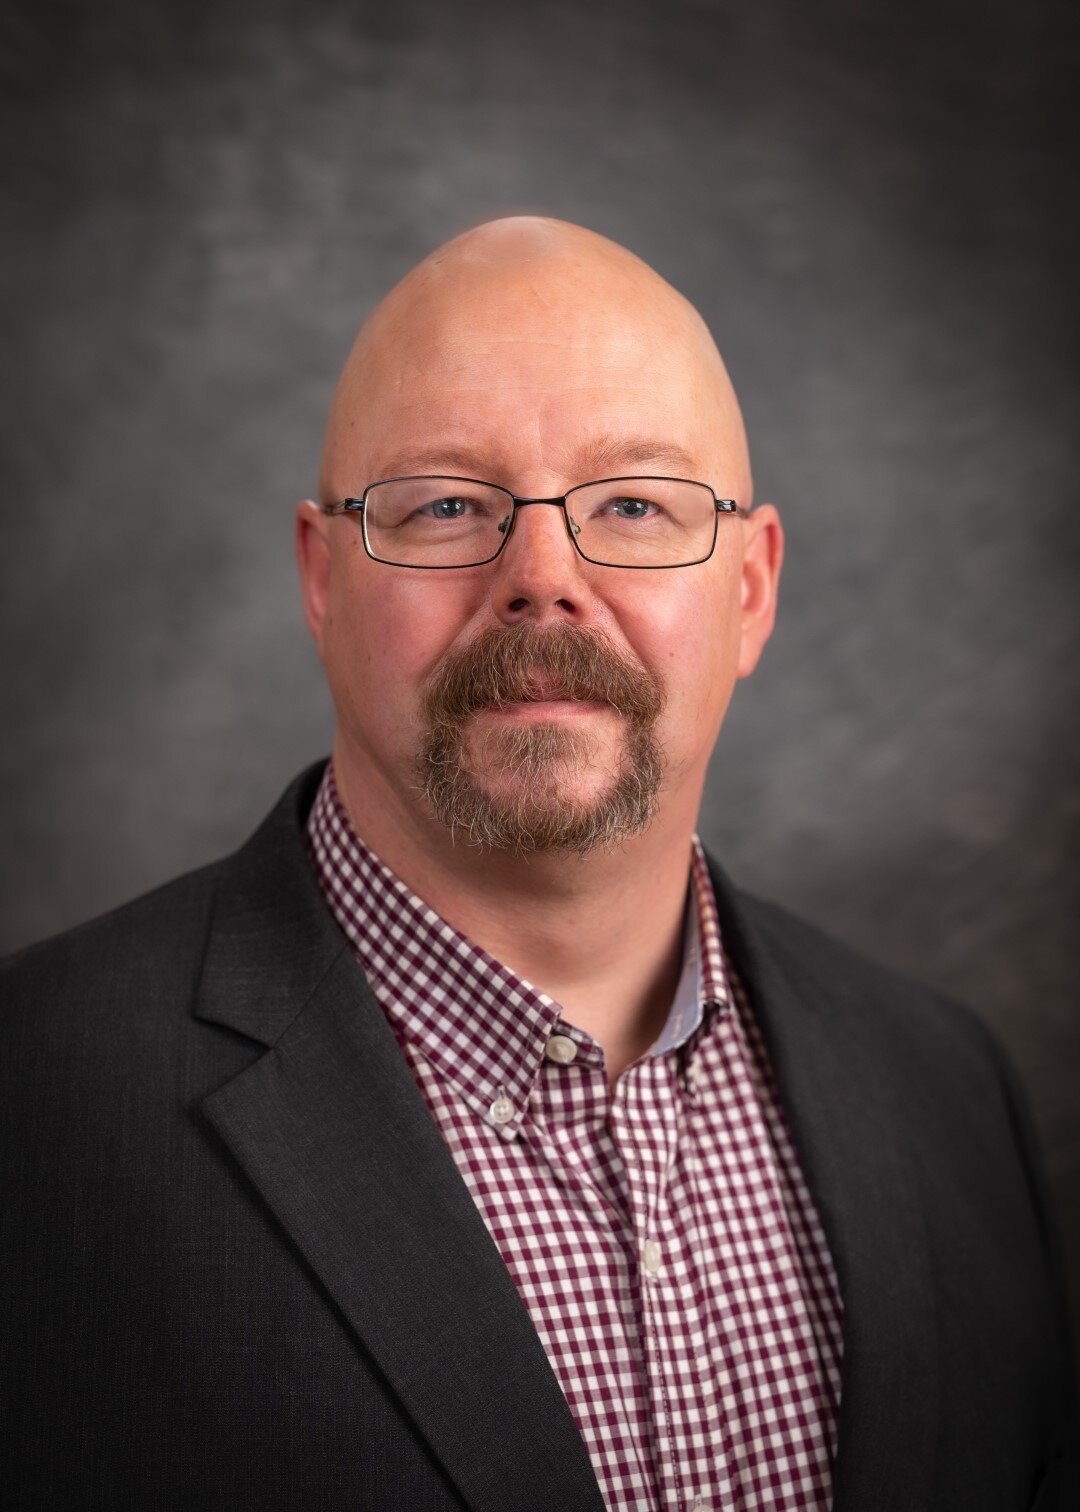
[362,477,719,567]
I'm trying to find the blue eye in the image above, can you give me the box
[611,498,653,519]
[426,497,471,519]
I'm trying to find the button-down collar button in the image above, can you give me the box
[545,1033,578,1065]
[642,1239,662,1274]
[489,1095,516,1125]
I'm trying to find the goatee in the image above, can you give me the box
[417,621,665,856]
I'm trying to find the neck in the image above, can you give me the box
[330,735,705,1086]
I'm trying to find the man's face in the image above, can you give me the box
[298,225,781,855]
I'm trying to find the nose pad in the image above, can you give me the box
[497,501,582,541]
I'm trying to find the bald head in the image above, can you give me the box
[318,216,752,507]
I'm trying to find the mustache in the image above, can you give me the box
[421,621,665,727]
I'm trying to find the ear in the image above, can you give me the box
[295,499,333,656]
[736,503,784,680]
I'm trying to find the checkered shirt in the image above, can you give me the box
[307,761,843,1511]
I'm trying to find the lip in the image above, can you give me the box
[478,698,607,720]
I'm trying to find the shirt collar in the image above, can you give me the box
[307,760,730,1133]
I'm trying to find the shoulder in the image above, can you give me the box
[2,858,223,1006]
[0,862,228,1096]
[0,762,330,1082]
[0,863,241,1199]
[719,873,1062,1244]
[711,864,1046,1179]
[722,873,1001,1067]
[1,762,327,1021]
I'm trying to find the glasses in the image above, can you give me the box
[320,475,749,569]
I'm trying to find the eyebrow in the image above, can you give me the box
[372,435,702,486]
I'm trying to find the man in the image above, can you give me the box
[1,217,1075,1511]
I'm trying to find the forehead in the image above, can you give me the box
[371,431,705,491]
[354,289,722,476]
[357,382,717,499]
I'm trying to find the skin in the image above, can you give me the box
[296,216,783,1088]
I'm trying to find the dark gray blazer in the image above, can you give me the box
[1,762,1076,1511]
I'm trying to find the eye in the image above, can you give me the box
[422,495,474,520]
[606,495,659,520]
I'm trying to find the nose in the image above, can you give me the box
[489,498,592,625]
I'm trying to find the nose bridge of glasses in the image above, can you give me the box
[498,495,582,539]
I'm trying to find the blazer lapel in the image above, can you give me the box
[194,767,605,1512]
[708,856,940,1512]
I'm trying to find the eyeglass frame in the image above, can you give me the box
[320,473,751,570]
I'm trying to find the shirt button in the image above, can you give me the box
[489,1095,516,1125]
[642,1240,662,1275]
[544,1034,578,1065]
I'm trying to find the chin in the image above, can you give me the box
[420,721,664,857]
[478,766,615,812]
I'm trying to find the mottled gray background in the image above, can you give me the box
[2,0,1078,1340]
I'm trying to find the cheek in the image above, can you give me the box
[322,551,478,735]
[610,563,741,733]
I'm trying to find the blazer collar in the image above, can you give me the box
[194,761,345,1048]
[195,763,938,1512]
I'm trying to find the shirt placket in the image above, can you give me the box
[608,1055,733,1512]
[523,1041,661,1510]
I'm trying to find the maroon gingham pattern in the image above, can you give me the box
[308,761,843,1510]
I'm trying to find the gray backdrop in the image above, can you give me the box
[3,0,1078,1346]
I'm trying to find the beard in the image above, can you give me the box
[417,621,666,856]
